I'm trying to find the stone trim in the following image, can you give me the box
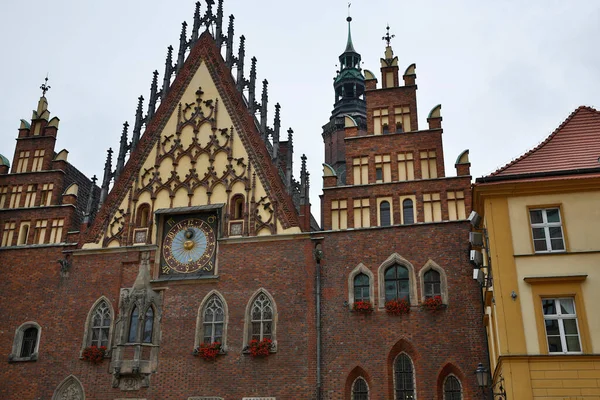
[347,263,375,308]
[377,253,418,308]
[52,375,85,400]
[9,321,41,362]
[195,290,229,351]
[418,259,449,305]
[243,288,278,351]
[80,296,115,356]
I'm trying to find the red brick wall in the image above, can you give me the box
[0,238,318,399]
[318,222,487,400]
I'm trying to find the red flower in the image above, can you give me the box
[82,345,107,364]
[194,342,222,361]
[353,300,374,313]
[248,338,272,357]
[385,299,411,315]
[422,295,444,311]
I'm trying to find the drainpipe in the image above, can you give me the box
[313,239,324,400]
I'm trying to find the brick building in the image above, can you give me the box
[0,1,487,399]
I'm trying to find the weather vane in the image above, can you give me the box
[382,24,395,46]
[40,75,51,96]
[348,2,351,17]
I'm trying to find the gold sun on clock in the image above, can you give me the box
[161,216,216,275]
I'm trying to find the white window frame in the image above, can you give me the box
[530,207,565,253]
[542,297,582,354]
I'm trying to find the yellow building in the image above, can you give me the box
[473,106,600,400]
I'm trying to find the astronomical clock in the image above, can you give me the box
[159,212,218,279]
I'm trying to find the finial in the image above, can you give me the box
[344,7,356,53]
[347,2,351,20]
[40,75,51,97]
[191,2,201,42]
[382,24,395,47]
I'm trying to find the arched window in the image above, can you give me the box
[89,300,111,347]
[203,295,225,343]
[394,354,415,399]
[444,376,462,400]
[402,199,414,224]
[424,269,441,298]
[10,321,41,362]
[354,273,370,302]
[380,201,391,226]
[231,194,245,220]
[352,377,369,400]
[251,293,273,341]
[128,306,139,343]
[21,327,38,358]
[143,307,154,343]
[385,264,410,302]
[137,203,150,227]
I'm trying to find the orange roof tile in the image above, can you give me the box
[490,106,600,177]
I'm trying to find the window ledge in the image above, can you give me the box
[8,353,37,363]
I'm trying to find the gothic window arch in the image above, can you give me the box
[418,259,449,304]
[52,375,85,400]
[393,353,415,400]
[81,297,114,354]
[348,263,375,308]
[195,290,229,350]
[443,375,462,400]
[351,377,369,400]
[9,321,41,362]
[377,253,418,308]
[244,289,277,351]
[127,305,156,344]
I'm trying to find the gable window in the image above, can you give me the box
[17,222,30,245]
[49,219,64,244]
[33,220,48,244]
[9,185,23,208]
[394,106,411,132]
[385,265,410,302]
[353,198,370,228]
[0,186,8,208]
[394,354,415,399]
[352,377,369,400]
[373,108,389,135]
[447,191,466,220]
[331,199,348,230]
[397,152,415,181]
[375,154,391,182]
[10,322,41,362]
[24,184,37,207]
[40,183,54,206]
[424,270,441,298]
[423,193,442,222]
[231,194,245,220]
[420,150,438,179]
[379,201,391,226]
[444,376,462,400]
[354,273,370,302]
[529,208,565,253]
[352,157,369,185]
[31,149,45,172]
[16,151,30,173]
[203,295,225,344]
[2,221,16,247]
[542,298,581,353]
[402,199,414,224]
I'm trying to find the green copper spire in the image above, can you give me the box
[345,16,356,53]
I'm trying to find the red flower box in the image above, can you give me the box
[353,300,374,313]
[82,345,107,364]
[194,342,222,361]
[422,295,444,311]
[385,299,411,315]
[248,338,272,357]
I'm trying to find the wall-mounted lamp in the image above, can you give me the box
[475,363,507,399]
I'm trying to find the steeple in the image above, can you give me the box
[332,15,366,119]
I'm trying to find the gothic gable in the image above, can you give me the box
[84,32,300,248]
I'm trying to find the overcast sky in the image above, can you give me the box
[1,0,599,218]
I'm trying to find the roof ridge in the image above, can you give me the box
[488,106,599,177]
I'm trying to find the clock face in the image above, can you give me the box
[161,215,217,275]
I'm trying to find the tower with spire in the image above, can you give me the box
[322,15,367,184]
